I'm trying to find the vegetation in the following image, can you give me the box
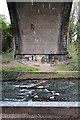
[41,56,45,63]
[2,48,13,63]
[67,2,78,71]
[0,14,12,51]
[1,2,80,73]
[68,4,78,43]
[2,65,39,72]
[34,65,40,67]
[50,2,79,71]
[2,64,39,80]
[50,34,78,71]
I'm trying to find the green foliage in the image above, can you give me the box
[62,64,78,71]
[68,4,78,43]
[0,14,12,51]
[2,65,39,80]
[2,70,19,80]
[2,48,13,63]
[51,43,78,71]
[41,56,45,63]
[34,65,40,67]
[68,42,78,57]
[64,43,78,71]
[2,65,39,72]
[50,64,56,67]
[2,48,13,54]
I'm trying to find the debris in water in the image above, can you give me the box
[50,96,55,100]
[34,95,38,98]
[55,93,60,96]
[14,85,20,88]
[51,91,55,93]
[37,86,44,89]
[28,91,32,94]
[17,96,25,99]
[20,89,29,92]
[14,80,48,89]
[44,89,50,92]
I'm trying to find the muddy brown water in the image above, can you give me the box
[2,79,80,101]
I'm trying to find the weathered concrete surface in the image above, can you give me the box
[0,101,80,119]
[1,108,79,119]
[1,101,80,119]
[18,71,79,80]
[2,71,80,81]
[7,2,72,55]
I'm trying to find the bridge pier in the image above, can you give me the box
[7,2,72,56]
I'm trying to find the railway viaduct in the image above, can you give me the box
[2,2,80,120]
[7,2,72,57]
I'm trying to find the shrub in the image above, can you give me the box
[41,56,45,63]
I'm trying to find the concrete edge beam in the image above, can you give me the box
[1,103,80,119]
[17,71,80,80]
[2,71,80,80]
[0,101,80,107]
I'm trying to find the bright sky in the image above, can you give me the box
[0,0,10,23]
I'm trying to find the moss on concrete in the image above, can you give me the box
[2,71,79,80]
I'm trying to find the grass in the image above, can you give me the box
[50,43,78,71]
[34,65,40,67]
[2,48,39,72]
[2,49,13,63]
[2,64,39,80]
[50,60,78,72]
[2,64,39,72]
[2,42,78,72]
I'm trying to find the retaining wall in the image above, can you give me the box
[1,102,80,119]
[2,71,80,80]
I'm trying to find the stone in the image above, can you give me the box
[34,95,38,98]
[37,86,44,89]
[49,96,55,100]
[55,93,60,96]
[51,91,55,93]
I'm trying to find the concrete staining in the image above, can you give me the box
[7,2,72,55]
[1,102,80,119]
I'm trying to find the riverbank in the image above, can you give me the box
[1,51,79,80]
[2,71,80,81]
